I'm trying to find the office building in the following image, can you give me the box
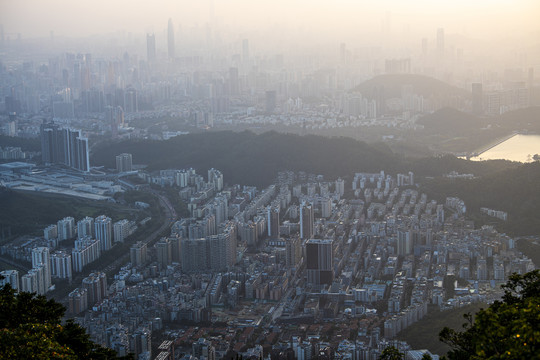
[306,239,334,287]
[116,153,132,172]
[95,215,113,252]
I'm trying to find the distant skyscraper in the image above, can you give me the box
[267,205,280,239]
[168,19,175,59]
[147,33,156,62]
[124,87,138,113]
[421,38,428,57]
[229,67,239,95]
[265,90,276,113]
[94,215,113,252]
[242,39,249,63]
[436,28,445,56]
[472,83,483,115]
[306,239,333,287]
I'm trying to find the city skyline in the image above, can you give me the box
[1,0,538,43]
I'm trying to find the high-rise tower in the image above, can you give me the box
[306,239,333,287]
[147,33,156,62]
[94,215,112,252]
[168,19,175,59]
[300,201,314,239]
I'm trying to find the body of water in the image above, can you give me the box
[469,134,540,162]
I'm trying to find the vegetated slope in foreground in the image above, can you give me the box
[396,303,486,356]
[92,131,518,188]
[422,161,540,236]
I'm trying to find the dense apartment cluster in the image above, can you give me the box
[0,214,136,295]
[6,167,523,360]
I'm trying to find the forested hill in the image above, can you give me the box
[422,161,540,235]
[417,107,484,135]
[92,131,518,187]
[92,131,401,186]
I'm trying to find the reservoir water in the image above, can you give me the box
[469,134,540,162]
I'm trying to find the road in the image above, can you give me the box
[101,191,177,274]
[58,190,178,305]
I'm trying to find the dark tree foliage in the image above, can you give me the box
[0,282,132,359]
[439,270,540,360]
[91,130,517,189]
[380,345,405,360]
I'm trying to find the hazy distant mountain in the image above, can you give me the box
[351,74,470,99]
[417,107,483,135]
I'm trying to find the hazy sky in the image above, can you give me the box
[1,0,539,42]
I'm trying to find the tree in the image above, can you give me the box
[439,270,540,359]
[0,282,132,359]
[380,345,404,360]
